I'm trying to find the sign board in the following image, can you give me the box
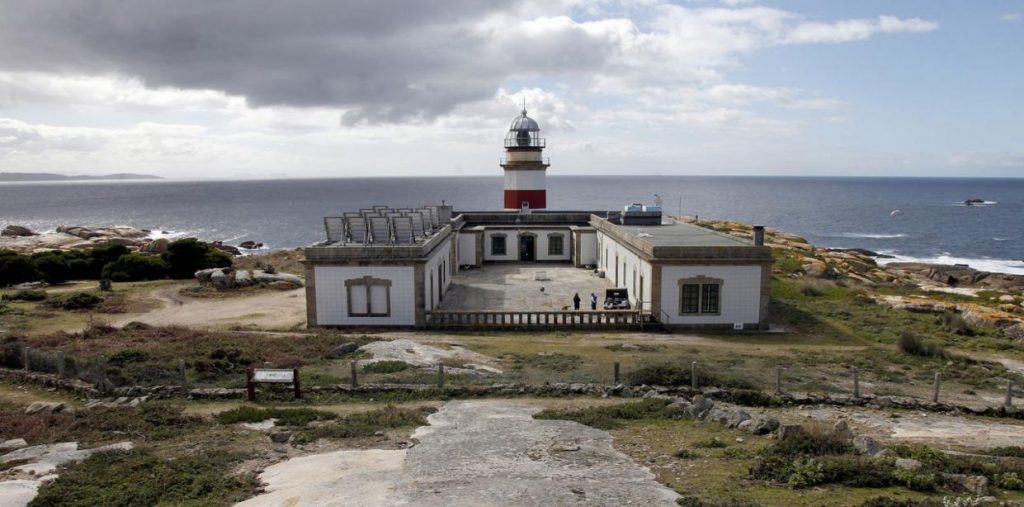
[247,367,301,401]
[733,323,745,331]
[253,369,295,383]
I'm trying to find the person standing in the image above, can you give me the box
[572,292,581,311]
[590,292,598,310]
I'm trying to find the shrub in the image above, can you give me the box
[893,468,937,491]
[674,448,699,459]
[45,291,103,311]
[31,252,73,284]
[897,331,946,358]
[0,250,41,285]
[98,279,112,291]
[989,446,1024,458]
[161,239,232,279]
[30,449,257,506]
[994,472,1024,490]
[533,399,672,430]
[626,362,756,389]
[100,254,167,281]
[694,437,727,449]
[766,427,853,457]
[216,406,337,426]
[362,360,410,374]
[294,406,433,444]
[942,311,975,336]
[3,289,47,302]
[787,457,826,488]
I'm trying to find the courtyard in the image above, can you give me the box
[438,263,614,311]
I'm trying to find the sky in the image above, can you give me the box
[0,0,1021,180]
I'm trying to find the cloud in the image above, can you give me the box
[0,1,936,124]
[1002,13,1021,22]
[786,15,938,44]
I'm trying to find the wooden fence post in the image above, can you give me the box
[437,363,445,388]
[351,360,358,388]
[852,367,860,399]
[775,366,783,394]
[22,346,30,372]
[57,352,66,378]
[293,368,302,399]
[1006,380,1014,408]
[932,372,941,403]
[246,368,255,401]
[613,362,620,384]
[178,359,187,386]
[690,361,698,389]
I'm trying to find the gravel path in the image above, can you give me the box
[237,400,679,506]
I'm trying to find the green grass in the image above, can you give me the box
[533,399,673,429]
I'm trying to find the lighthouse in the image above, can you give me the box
[501,106,548,211]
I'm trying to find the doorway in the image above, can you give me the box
[519,235,536,262]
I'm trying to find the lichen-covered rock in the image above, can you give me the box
[25,401,65,415]
[853,435,883,456]
[1,225,35,237]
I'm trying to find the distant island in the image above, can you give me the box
[0,172,163,182]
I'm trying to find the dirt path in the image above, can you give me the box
[107,283,307,330]
[236,400,679,506]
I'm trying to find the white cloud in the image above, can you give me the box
[786,15,938,44]
[1002,13,1021,22]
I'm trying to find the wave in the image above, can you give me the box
[830,232,907,239]
[876,252,1024,276]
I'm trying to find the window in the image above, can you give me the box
[491,234,506,256]
[345,276,392,317]
[548,234,564,256]
[677,276,723,315]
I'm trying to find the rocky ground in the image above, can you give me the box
[238,400,680,507]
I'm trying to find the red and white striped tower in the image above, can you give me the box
[501,106,548,210]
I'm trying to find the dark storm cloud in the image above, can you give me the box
[0,0,555,122]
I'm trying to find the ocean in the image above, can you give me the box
[1,176,1022,275]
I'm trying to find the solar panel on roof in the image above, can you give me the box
[369,217,391,244]
[346,217,368,243]
[392,217,413,244]
[323,217,345,243]
[406,211,425,238]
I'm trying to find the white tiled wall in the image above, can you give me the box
[659,265,763,325]
[314,266,415,326]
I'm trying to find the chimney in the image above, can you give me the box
[753,225,765,246]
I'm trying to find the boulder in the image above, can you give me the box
[13,281,47,290]
[833,419,854,443]
[748,415,780,435]
[270,431,292,444]
[703,407,731,425]
[0,439,28,452]
[195,268,222,283]
[269,280,301,290]
[253,271,303,286]
[776,424,804,440]
[685,396,714,419]
[853,435,884,456]
[895,458,922,470]
[725,409,752,429]
[326,342,360,359]
[234,270,254,287]
[142,238,170,254]
[25,401,65,415]
[239,241,264,250]
[999,295,1016,303]
[211,241,242,256]
[210,269,234,289]
[1,225,35,237]
[941,473,989,496]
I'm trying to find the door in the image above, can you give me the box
[519,235,536,262]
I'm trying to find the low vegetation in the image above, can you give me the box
[0,404,200,446]
[362,360,410,374]
[31,449,258,507]
[533,399,673,429]
[215,406,337,426]
[293,405,435,444]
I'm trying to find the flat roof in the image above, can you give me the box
[615,221,750,248]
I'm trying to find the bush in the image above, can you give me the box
[30,449,257,506]
[294,406,433,444]
[942,311,975,336]
[362,360,410,374]
[533,399,673,430]
[893,468,937,491]
[768,427,854,457]
[100,254,167,281]
[787,457,826,488]
[0,250,42,285]
[31,252,73,284]
[162,239,232,279]
[45,291,103,311]
[3,289,47,302]
[626,363,756,389]
[989,446,1024,458]
[897,331,946,358]
[799,281,827,297]
[216,406,337,426]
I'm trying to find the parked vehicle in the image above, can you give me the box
[603,288,631,310]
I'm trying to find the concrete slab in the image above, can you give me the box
[440,264,612,311]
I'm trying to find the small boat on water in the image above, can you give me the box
[963,198,985,206]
